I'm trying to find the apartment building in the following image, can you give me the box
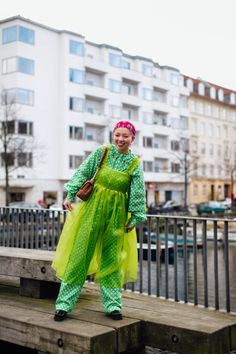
[184,76,236,204]
[0,15,189,207]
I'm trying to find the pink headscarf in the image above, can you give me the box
[113,120,136,137]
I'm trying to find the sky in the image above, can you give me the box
[1,0,236,90]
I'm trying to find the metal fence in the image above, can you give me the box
[0,207,235,313]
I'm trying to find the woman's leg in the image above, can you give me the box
[55,282,82,312]
[100,283,122,314]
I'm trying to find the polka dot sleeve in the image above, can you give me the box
[65,146,103,202]
[127,164,147,227]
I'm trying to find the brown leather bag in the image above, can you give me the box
[76,146,108,201]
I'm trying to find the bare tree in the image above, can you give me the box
[170,138,199,208]
[0,90,38,206]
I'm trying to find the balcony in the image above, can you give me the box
[121,68,142,83]
[84,82,109,101]
[152,124,171,136]
[84,56,108,74]
[83,111,109,126]
[121,93,141,107]
[152,100,169,113]
[152,77,170,91]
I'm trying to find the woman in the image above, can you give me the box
[52,120,146,321]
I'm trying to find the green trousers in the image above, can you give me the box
[55,281,122,314]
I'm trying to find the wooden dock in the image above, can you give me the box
[0,247,236,354]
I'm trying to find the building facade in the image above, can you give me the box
[0,16,190,207]
[184,76,236,204]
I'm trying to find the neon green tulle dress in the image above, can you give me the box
[52,144,146,288]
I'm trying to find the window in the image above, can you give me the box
[216,126,221,138]
[223,125,228,139]
[210,165,214,176]
[209,123,214,137]
[202,184,207,198]
[69,69,85,84]
[17,152,32,167]
[3,26,34,45]
[209,144,214,156]
[109,105,121,118]
[201,164,206,176]
[109,53,121,67]
[197,102,204,114]
[190,100,196,112]
[171,96,179,107]
[192,119,197,134]
[194,184,198,198]
[18,121,33,135]
[192,141,198,153]
[18,57,34,75]
[171,141,180,151]
[142,112,153,124]
[171,117,180,129]
[3,57,35,75]
[2,120,15,134]
[201,122,205,134]
[171,163,180,173]
[69,40,85,56]
[17,89,34,105]
[217,145,221,157]
[201,143,206,154]
[180,116,188,130]
[142,64,153,77]
[69,155,83,169]
[122,60,130,70]
[109,79,121,93]
[1,152,14,167]
[69,126,83,140]
[170,73,179,85]
[143,136,153,148]
[69,97,85,112]
[142,88,152,100]
[143,161,153,172]
[122,83,132,95]
[122,108,132,120]
[19,27,34,44]
[205,104,212,116]
[2,26,17,43]
[180,95,187,108]
[2,88,34,105]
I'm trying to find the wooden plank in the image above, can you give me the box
[0,304,116,354]
[0,247,57,282]
[0,286,142,354]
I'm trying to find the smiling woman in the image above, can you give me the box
[52,120,146,321]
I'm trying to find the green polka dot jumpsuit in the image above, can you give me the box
[52,144,146,314]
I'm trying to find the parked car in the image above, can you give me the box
[197,201,227,216]
[5,202,45,222]
[9,202,45,210]
[148,201,182,214]
[49,203,64,219]
[219,198,232,210]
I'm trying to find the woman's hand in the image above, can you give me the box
[63,199,73,211]
[126,226,134,233]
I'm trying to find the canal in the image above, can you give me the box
[128,242,236,313]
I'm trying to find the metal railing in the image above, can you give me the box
[0,207,235,313]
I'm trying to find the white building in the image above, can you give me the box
[0,16,189,207]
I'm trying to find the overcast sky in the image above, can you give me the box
[1,0,236,90]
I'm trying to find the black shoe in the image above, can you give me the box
[109,310,123,320]
[54,310,67,321]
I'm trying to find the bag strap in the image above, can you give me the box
[91,145,108,182]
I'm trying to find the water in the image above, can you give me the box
[128,243,236,353]
[129,242,236,313]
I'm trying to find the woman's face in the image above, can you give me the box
[113,127,134,153]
